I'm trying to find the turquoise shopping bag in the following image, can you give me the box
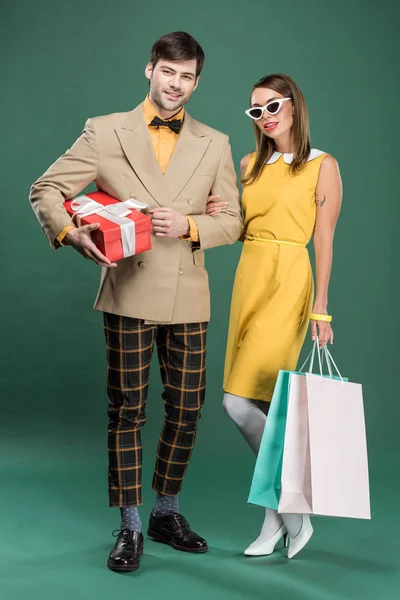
[247,369,295,510]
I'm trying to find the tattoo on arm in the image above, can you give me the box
[316,194,327,207]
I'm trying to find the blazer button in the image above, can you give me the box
[179,268,184,275]
[187,198,194,205]
[138,261,147,268]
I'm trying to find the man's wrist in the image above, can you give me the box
[56,224,76,247]
[179,216,191,239]
[179,215,200,242]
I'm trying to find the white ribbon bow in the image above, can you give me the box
[70,195,149,257]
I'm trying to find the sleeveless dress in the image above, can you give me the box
[223,149,327,402]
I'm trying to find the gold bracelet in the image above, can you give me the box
[309,313,332,323]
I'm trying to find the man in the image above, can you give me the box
[30,31,242,572]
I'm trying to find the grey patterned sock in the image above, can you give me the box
[120,506,142,532]
[152,493,180,517]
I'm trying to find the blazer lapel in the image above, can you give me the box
[115,107,211,206]
[115,106,170,206]
[164,113,211,201]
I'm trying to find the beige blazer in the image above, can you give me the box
[30,105,243,323]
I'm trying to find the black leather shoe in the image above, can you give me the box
[107,529,144,572]
[148,512,208,553]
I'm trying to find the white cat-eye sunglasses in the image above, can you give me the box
[245,97,292,120]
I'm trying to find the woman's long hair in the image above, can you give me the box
[242,74,311,185]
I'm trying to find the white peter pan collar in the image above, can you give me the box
[267,149,325,164]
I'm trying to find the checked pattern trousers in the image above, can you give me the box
[104,313,208,507]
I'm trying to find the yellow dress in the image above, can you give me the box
[223,149,327,402]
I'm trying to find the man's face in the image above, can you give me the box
[145,59,199,117]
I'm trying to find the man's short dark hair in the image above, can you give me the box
[150,31,205,77]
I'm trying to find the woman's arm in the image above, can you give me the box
[240,153,252,179]
[236,154,252,241]
[312,155,343,347]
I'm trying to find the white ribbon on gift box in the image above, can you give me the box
[70,195,149,257]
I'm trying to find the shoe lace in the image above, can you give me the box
[112,529,134,543]
[172,513,190,531]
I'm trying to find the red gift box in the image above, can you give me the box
[64,191,152,262]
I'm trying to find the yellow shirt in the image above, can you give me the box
[57,96,199,245]
[142,96,198,242]
[142,95,184,175]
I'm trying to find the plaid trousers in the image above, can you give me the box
[104,313,208,507]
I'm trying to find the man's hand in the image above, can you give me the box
[148,207,189,238]
[64,224,117,267]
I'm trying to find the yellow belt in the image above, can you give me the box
[245,234,306,248]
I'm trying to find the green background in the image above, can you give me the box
[1,0,399,598]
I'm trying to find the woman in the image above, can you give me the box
[210,74,342,558]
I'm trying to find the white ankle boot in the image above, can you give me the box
[286,515,313,559]
[244,523,288,556]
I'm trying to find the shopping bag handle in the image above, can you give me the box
[299,337,322,374]
[323,345,344,381]
[299,338,344,381]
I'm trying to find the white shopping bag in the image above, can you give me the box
[278,342,371,519]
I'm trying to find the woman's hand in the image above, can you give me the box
[311,312,334,348]
[205,194,228,216]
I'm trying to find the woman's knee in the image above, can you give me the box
[223,392,235,416]
[223,393,250,425]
